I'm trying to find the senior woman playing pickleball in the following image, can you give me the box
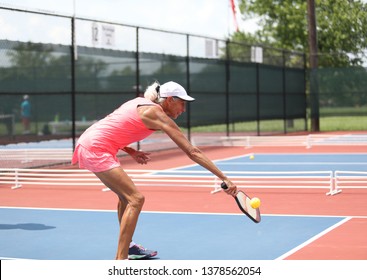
[72,81,237,260]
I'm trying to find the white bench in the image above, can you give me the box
[48,120,97,134]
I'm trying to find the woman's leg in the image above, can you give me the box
[117,197,127,224]
[95,167,144,260]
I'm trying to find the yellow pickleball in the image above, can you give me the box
[250,197,261,209]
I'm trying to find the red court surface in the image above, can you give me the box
[1,145,367,260]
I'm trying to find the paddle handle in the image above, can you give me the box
[221,182,228,189]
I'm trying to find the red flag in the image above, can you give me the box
[230,0,239,32]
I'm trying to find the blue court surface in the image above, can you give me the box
[0,207,345,260]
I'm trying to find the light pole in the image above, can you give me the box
[307,0,320,132]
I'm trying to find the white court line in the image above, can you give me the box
[275,217,353,260]
[0,206,116,213]
[230,153,367,155]
[219,162,367,165]
[2,206,367,219]
[0,257,33,260]
[0,206,251,216]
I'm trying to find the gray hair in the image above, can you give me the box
[143,81,166,104]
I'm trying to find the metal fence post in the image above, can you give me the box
[71,16,76,151]
[186,34,191,141]
[225,40,230,136]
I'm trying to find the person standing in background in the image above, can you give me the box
[20,95,31,134]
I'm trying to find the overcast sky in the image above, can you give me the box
[1,0,365,63]
[0,0,257,39]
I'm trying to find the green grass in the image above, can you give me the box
[188,119,305,133]
[185,115,366,134]
[317,116,367,131]
[320,106,367,116]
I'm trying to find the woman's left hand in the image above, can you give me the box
[131,150,151,164]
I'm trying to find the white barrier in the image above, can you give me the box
[334,170,367,193]
[0,149,73,162]
[0,168,335,194]
[48,120,97,135]
[192,134,367,148]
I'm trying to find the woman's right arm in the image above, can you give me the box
[138,105,237,195]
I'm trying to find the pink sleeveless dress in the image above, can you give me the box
[71,97,158,172]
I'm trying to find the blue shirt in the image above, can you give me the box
[21,100,31,118]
